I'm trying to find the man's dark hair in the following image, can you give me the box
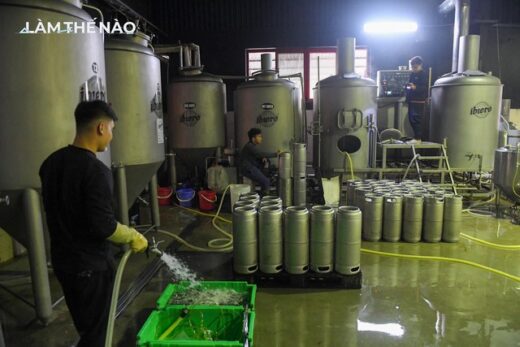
[410,56,423,66]
[248,128,262,141]
[74,100,118,132]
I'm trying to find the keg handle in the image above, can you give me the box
[337,108,363,131]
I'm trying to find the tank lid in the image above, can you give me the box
[432,72,501,87]
[315,74,376,88]
[171,71,223,83]
[105,31,155,55]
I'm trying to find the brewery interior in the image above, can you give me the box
[1,0,520,346]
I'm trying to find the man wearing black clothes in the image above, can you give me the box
[39,101,148,347]
[406,56,428,143]
[240,128,278,194]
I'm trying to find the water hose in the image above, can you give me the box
[460,233,520,250]
[344,152,355,179]
[361,248,520,283]
[105,249,132,347]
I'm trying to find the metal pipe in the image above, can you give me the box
[452,0,471,72]
[23,188,52,325]
[189,43,201,67]
[166,152,177,189]
[154,45,183,70]
[149,174,160,228]
[183,46,192,68]
[261,53,273,71]
[337,37,356,75]
[114,165,129,225]
[458,35,480,73]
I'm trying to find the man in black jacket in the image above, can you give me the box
[406,56,428,143]
[39,101,148,347]
[240,128,278,194]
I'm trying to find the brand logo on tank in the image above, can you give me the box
[150,83,163,118]
[180,102,200,127]
[18,19,136,35]
[257,103,278,127]
[470,102,493,119]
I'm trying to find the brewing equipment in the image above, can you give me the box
[313,37,377,177]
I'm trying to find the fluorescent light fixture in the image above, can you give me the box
[364,21,418,34]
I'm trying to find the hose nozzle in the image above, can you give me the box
[149,237,164,257]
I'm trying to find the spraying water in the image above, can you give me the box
[160,252,199,285]
[170,288,245,306]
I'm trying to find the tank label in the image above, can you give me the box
[180,102,200,127]
[79,75,106,102]
[470,102,492,119]
[257,104,278,128]
[156,119,164,144]
[150,83,163,118]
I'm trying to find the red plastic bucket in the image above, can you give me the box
[198,190,217,211]
[157,186,173,206]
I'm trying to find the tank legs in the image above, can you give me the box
[149,174,160,228]
[114,165,129,225]
[23,188,52,325]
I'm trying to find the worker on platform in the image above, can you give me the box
[39,100,148,347]
[406,56,428,144]
[240,128,278,194]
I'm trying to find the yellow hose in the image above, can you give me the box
[361,248,520,283]
[460,233,520,250]
[172,204,231,223]
[344,152,355,179]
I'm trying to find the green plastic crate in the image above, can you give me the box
[137,306,255,347]
[156,281,256,310]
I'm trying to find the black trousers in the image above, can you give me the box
[55,268,115,347]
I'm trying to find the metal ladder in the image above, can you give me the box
[410,144,457,194]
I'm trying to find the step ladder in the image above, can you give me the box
[410,144,457,194]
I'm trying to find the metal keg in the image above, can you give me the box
[293,143,307,177]
[335,206,361,275]
[293,177,306,206]
[346,180,363,205]
[354,186,373,211]
[284,206,309,274]
[279,178,293,207]
[259,199,282,209]
[278,152,292,179]
[362,194,383,241]
[442,195,462,242]
[383,195,403,242]
[233,200,256,211]
[240,194,260,208]
[232,206,258,274]
[310,205,335,273]
[262,196,282,203]
[259,206,283,273]
[403,194,424,243]
[240,192,260,200]
[423,195,444,243]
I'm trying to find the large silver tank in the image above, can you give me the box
[235,54,303,157]
[430,35,502,171]
[105,32,164,205]
[313,38,377,177]
[0,0,108,324]
[0,0,108,191]
[167,67,226,169]
[494,146,520,203]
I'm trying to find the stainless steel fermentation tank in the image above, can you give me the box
[105,32,164,225]
[235,54,304,160]
[430,35,502,172]
[0,0,108,324]
[494,146,520,203]
[167,45,226,172]
[313,38,377,177]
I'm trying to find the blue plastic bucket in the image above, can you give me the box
[176,188,195,207]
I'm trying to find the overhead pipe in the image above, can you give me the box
[337,37,356,76]
[457,35,480,73]
[440,0,471,73]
